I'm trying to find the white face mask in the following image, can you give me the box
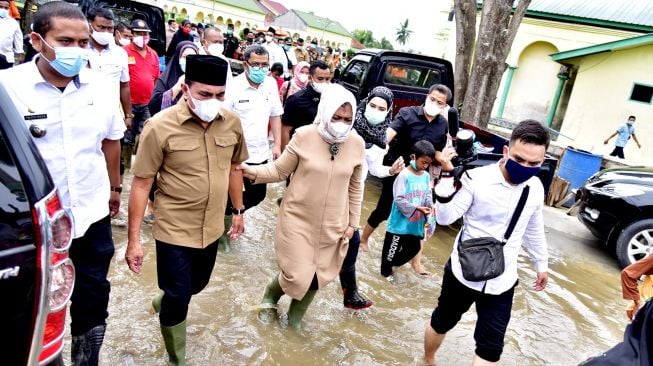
[312,81,328,94]
[189,94,222,122]
[364,105,388,126]
[132,35,149,48]
[207,43,224,56]
[265,35,273,43]
[179,59,186,72]
[91,26,113,46]
[118,37,131,46]
[423,100,442,117]
[329,121,352,138]
[298,74,309,83]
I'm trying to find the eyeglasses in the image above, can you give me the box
[247,62,270,71]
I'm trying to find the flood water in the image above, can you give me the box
[63,175,626,365]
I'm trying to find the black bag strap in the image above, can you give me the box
[502,185,530,243]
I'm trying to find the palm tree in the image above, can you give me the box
[395,19,413,46]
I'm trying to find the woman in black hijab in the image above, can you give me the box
[165,19,193,60]
[149,41,199,115]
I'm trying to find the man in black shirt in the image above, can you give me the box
[280,60,373,310]
[361,84,458,275]
[280,60,330,151]
[222,23,239,59]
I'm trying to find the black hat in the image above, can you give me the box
[185,55,228,86]
[130,19,151,32]
[267,26,276,34]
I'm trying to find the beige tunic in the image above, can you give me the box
[253,124,364,299]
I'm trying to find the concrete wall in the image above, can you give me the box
[559,45,653,166]
[499,41,561,122]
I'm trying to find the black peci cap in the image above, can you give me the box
[184,55,229,86]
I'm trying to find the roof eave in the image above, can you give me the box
[551,33,653,62]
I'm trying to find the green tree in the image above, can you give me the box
[395,19,413,46]
[352,29,393,50]
[378,37,394,50]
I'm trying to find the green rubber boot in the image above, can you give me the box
[287,290,318,330]
[150,291,163,314]
[218,215,233,253]
[258,275,285,323]
[160,320,186,366]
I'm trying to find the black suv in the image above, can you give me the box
[576,167,653,268]
[0,83,74,364]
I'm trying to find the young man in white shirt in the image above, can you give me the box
[0,0,23,69]
[0,2,123,364]
[199,26,232,83]
[222,44,282,251]
[262,27,288,76]
[424,119,550,366]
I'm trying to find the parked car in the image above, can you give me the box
[576,167,653,268]
[20,0,167,59]
[0,83,75,365]
[337,48,557,194]
[576,166,653,268]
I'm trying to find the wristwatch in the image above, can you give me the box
[110,186,122,193]
[124,113,135,119]
[232,206,246,215]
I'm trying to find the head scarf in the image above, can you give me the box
[353,86,394,149]
[292,61,310,89]
[160,41,198,90]
[314,84,357,145]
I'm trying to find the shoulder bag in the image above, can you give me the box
[458,186,530,282]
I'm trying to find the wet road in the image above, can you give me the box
[63,175,627,365]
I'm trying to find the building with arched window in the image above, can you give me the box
[446,0,653,165]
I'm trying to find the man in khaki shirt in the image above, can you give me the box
[125,55,248,365]
[293,37,309,63]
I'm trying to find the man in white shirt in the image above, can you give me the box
[423,120,550,366]
[222,44,282,251]
[199,26,232,83]
[0,0,23,69]
[0,3,123,364]
[262,27,288,76]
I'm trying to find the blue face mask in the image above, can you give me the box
[0,9,9,18]
[179,59,186,73]
[410,159,417,171]
[505,157,540,184]
[40,36,89,77]
[248,67,268,84]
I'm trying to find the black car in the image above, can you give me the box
[0,83,74,364]
[576,166,653,268]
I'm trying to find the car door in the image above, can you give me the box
[339,54,372,100]
[0,121,40,366]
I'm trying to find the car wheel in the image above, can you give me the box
[615,219,653,268]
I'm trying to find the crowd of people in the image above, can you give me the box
[0,3,650,366]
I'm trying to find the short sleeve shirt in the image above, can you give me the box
[131,101,249,248]
[615,123,635,147]
[224,73,283,163]
[124,44,160,105]
[88,44,130,107]
[0,60,124,238]
[389,105,448,161]
[282,85,320,136]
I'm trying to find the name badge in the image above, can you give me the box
[127,56,136,65]
[24,114,47,121]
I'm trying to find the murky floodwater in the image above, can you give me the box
[62,174,626,365]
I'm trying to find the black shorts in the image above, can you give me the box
[430,261,516,362]
[380,232,421,277]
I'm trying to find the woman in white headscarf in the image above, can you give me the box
[240,84,365,330]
